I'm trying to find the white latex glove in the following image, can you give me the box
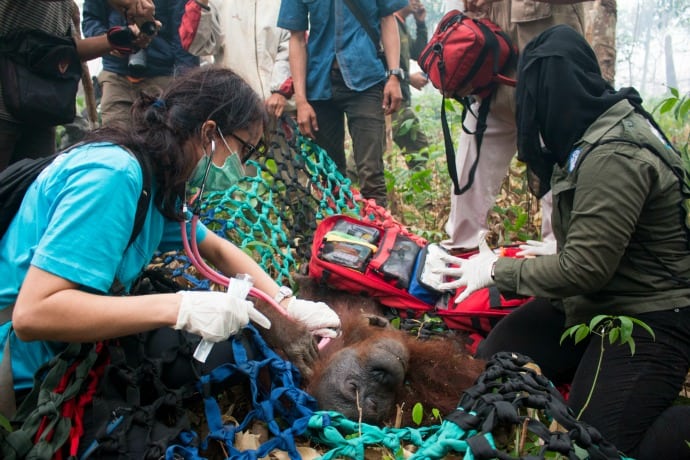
[286,297,341,338]
[516,239,557,257]
[175,291,271,342]
[434,234,498,303]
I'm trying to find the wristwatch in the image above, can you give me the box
[386,68,405,81]
[274,286,294,304]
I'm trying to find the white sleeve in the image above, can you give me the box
[269,28,292,92]
[186,0,224,57]
[443,0,465,13]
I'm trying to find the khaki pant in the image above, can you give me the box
[98,71,173,129]
[443,2,585,249]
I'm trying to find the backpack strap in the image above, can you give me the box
[128,153,151,248]
[342,0,384,61]
[0,336,15,419]
[442,95,492,195]
[473,20,517,90]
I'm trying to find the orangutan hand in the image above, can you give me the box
[252,299,319,378]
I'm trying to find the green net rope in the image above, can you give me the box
[159,117,363,288]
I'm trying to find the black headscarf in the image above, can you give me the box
[515,25,644,198]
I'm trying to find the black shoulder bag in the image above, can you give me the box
[0,28,82,126]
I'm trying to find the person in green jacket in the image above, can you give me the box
[436,25,690,459]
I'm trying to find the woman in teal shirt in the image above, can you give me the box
[0,66,340,406]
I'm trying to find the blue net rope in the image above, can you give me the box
[142,120,631,459]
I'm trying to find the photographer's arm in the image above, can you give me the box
[74,23,155,61]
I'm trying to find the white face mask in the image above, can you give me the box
[188,130,246,192]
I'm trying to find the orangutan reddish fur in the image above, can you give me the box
[291,276,487,427]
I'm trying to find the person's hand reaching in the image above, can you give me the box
[434,232,498,303]
[516,239,557,257]
[108,0,156,23]
[285,297,341,338]
[175,291,270,342]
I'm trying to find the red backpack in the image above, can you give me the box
[308,214,433,313]
[437,246,533,336]
[308,215,534,349]
[418,10,518,197]
[418,10,517,100]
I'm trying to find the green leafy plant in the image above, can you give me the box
[492,203,531,243]
[412,402,424,425]
[0,413,12,433]
[654,87,690,124]
[398,314,447,339]
[653,87,690,182]
[411,402,442,426]
[560,315,655,419]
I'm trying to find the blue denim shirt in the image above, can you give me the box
[82,0,198,78]
[278,0,406,100]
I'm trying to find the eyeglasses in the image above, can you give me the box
[229,132,267,162]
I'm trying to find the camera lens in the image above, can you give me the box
[140,21,158,36]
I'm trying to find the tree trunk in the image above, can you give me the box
[640,10,652,94]
[664,33,678,90]
[585,0,617,85]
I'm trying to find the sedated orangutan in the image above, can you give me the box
[253,275,486,427]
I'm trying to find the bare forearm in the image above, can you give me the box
[199,232,282,300]
[75,35,113,61]
[288,31,309,103]
[380,15,400,70]
[13,267,179,342]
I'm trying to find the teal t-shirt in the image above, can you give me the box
[0,142,207,390]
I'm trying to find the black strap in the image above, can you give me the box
[444,352,622,459]
[129,153,151,248]
[487,286,502,308]
[442,95,491,195]
[0,337,15,419]
[437,15,511,196]
[342,0,383,56]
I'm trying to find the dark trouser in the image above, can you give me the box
[477,298,690,459]
[391,104,429,170]
[0,118,55,171]
[311,70,387,207]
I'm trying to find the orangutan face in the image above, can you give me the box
[311,336,410,424]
